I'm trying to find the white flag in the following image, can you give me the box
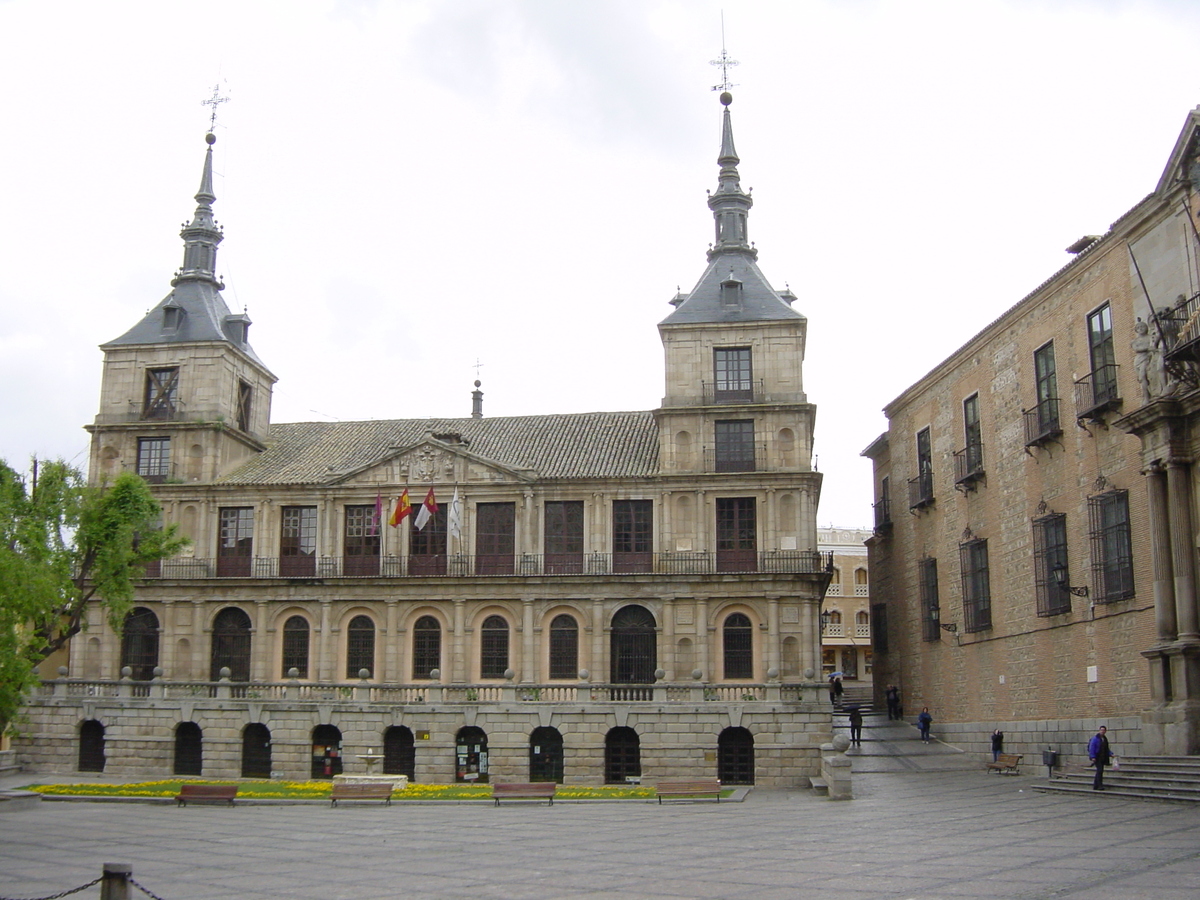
[448,487,462,540]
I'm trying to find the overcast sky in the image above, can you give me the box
[3,0,1200,527]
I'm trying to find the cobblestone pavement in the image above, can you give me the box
[2,714,1199,900]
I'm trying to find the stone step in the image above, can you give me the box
[1034,781,1200,804]
[809,777,828,796]
[1037,770,1200,803]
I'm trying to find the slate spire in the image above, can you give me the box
[171,132,225,289]
[707,91,756,262]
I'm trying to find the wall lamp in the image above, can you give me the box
[1052,563,1089,598]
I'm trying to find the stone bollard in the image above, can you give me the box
[821,734,853,800]
[100,863,131,900]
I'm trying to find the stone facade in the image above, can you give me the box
[818,527,873,687]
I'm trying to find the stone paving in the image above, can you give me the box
[2,714,1199,899]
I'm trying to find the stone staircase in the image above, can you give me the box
[1034,755,1200,804]
[831,684,876,716]
[0,750,21,778]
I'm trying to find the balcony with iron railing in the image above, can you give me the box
[953,442,985,490]
[700,379,766,405]
[1161,290,1200,366]
[1023,398,1061,447]
[142,550,834,581]
[872,496,892,535]
[703,442,766,473]
[908,470,934,511]
[1074,364,1121,421]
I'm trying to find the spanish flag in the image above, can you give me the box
[414,487,438,531]
[389,489,412,527]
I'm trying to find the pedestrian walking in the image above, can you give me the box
[1088,725,1113,791]
[990,728,1004,762]
[833,675,844,708]
[917,707,933,743]
[848,706,863,747]
[886,684,901,720]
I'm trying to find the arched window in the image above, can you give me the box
[723,612,753,679]
[384,726,415,780]
[120,607,159,681]
[282,616,309,678]
[830,567,842,594]
[174,722,203,776]
[828,610,842,624]
[856,610,870,625]
[855,568,868,585]
[78,720,105,772]
[346,615,375,679]
[210,608,252,682]
[604,727,640,784]
[529,726,564,783]
[548,614,578,680]
[412,616,441,679]
[610,605,656,684]
[312,724,343,779]
[480,615,509,679]
[718,727,755,785]
[241,724,271,778]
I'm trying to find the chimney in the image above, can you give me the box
[471,380,483,419]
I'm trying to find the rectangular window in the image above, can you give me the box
[909,427,934,508]
[1083,303,1120,411]
[1026,341,1061,444]
[136,437,170,483]
[919,557,940,641]
[716,497,757,572]
[612,499,653,573]
[237,380,252,432]
[217,507,253,577]
[544,500,584,574]
[280,506,317,577]
[475,502,516,575]
[713,347,753,402]
[409,506,447,575]
[1033,513,1071,616]
[963,394,983,474]
[959,538,992,633]
[714,420,756,472]
[874,476,892,532]
[143,367,179,420]
[344,505,381,576]
[1089,489,1134,603]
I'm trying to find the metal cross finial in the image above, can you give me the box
[709,14,739,92]
[473,358,485,378]
[202,83,229,131]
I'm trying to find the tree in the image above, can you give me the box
[0,459,187,730]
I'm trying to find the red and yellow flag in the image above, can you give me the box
[389,489,412,527]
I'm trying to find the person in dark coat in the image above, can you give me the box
[833,676,844,708]
[886,685,901,720]
[848,707,863,747]
[917,707,933,743]
[1088,725,1112,791]
[990,729,1004,762]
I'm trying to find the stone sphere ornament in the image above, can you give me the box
[287,668,300,679]
[429,668,441,680]
[832,734,852,753]
[358,668,371,680]
[57,666,69,677]
[120,666,133,678]
[692,669,704,681]
[654,668,666,681]
[720,91,733,106]
[766,667,779,680]
[152,667,163,678]
[578,669,589,681]
[219,667,232,679]
[504,668,515,681]
[803,667,816,680]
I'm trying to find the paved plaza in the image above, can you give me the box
[2,717,1199,900]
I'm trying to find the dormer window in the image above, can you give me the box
[720,278,743,308]
[162,305,183,332]
[223,314,250,344]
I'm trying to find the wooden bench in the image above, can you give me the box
[330,782,395,807]
[492,782,556,806]
[985,753,1023,775]
[655,779,723,803]
[175,784,238,806]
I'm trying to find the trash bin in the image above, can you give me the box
[1042,748,1058,777]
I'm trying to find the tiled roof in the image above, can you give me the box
[660,253,803,325]
[218,411,661,485]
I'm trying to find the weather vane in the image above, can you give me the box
[473,358,485,379]
[202,82,229,132]
[710,14,739,93]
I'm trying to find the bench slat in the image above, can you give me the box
[493,782,556,805]
[176,785,238,806]
[655,779,722,803]
[986,753,1023,774]
[330,783,394,806]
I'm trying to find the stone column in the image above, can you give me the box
[662,596,676,681]
[766,597,780,678]
[193,599,206,681]
[252,600,269,682]
[801,598,819,678]
[317,600,333,683]
[765,488,776,550]
[1145,463,1178,642]
[160,599,176,677]
[696,491,706,552]
[660,490,672,553]
[452,598,466,683]
[522,490,536,558]
[522,597,535,682]
[1167,459,1199,640]
[592,598,604,681]
[696,598,709,680]
[384,600,399,682]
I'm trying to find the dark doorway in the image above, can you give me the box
[311,725,344,779]
[241,723,272,778]
[455,726,489,783]
[78,720,105,772]
[610,605,656,683]
[529,726,564,783]
[384,726,416,780]
[120,607,159,681]
[604,727,640,784]
[718,727,755,785]
[475,502,515,574]
[716,497,757,572]
[210,607,252,682]
[174,722,203,776]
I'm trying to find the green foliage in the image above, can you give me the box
[0,459,188,729]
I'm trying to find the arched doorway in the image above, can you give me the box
[604,726,640,784]
[312,725,344,779]
[529,726,564,783]
[384,726,416,780]
[610,605,656,684]
[210,607,252,682]
[718,727,755,785]
[120,607,159,681]
[455,726,488,783]
[78,720,105,772]
[174,722,203,776]
[241,723,272,778]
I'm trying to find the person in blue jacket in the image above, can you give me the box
[1088,725,1112,791]
[917,707,933,743]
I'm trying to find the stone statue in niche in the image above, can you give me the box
[1132,318,1164,402]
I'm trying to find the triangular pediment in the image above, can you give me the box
[325,435,538,486]
[1155,107,1200,196]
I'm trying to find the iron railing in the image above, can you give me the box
[702,442,766,473]
[872,497,892,534]
[1023,398,1061,447]
[1074,364,1121,420]
[142,550,833,580]
[700,379,765,404]
[908,471,934,510]
[953,443,985,488]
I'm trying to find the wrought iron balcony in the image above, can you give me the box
[703,443,765,473]
[701,379,765,404]
[1074,364,1121,421]
[953,443,985,490]
[1023,399,1061,447]
[908,471,934,510]
[873,497,892,535]
[142,550,835,581]
[1161,291,1200,366]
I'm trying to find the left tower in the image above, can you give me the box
[87,133,276,485]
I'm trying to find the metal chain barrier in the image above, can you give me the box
[128,879,168,900]
[0,877,102,900]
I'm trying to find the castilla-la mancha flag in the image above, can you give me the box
[414,487,438,531]
[389,489,412,527]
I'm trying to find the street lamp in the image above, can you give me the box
[820,609,832,634]
[1051,562,1089,597]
